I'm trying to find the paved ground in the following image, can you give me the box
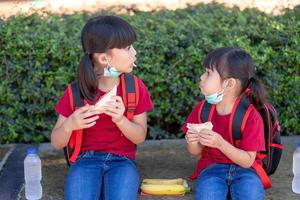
[0,136,300,200]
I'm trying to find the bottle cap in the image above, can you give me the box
[26,147,37,154]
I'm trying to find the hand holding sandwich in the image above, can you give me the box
[102,95,126,123]
[198,128,224,149]
[185,122,213,144]
[186,122,225,149]
[92,85,125,123]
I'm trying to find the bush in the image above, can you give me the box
[0,4,299,143]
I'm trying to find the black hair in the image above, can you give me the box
[77,15,137,101]
[203,47,267,109]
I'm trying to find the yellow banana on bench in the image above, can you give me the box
[140,178,190,195]
[142,178,184,185]
[141,184,186,195]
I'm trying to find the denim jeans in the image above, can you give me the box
[195,164,265,200]
[64,151,140,200]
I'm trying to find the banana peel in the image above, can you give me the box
[140,178,191,196]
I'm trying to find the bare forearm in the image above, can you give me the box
[51,119,73,150]
[115,117,146,144]
[219,140,255,168]
[188,142,203,155]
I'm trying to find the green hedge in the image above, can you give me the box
[0,4,299,143]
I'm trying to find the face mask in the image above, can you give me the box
[103,67,121,78]
[205,91,224,104]
[103,56,121,78]
[204,81,228,104]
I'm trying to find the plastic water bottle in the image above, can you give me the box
[24,147,42,200]
[292,141,300,194]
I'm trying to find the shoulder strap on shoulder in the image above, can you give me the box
[69,81,84,108]
[229,93,252,146]
[198,92,252,147]
[67,84,74,111]
[120,73,139,121]
[198,100,215,123]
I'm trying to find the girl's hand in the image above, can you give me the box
[102,96,126,123]
[185,130,200,144]
[198,129,224,149]
[67,104,100,131]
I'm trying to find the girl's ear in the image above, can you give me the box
[94,53,108,66]
[225,78,237,90]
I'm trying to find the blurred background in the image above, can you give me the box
[0,0,299,143]
[1,0,300,17]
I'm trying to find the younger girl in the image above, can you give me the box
[182,47,266,200]
[51,15,153,200]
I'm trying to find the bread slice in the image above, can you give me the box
[187,122,213,132]
[93,85,117,111]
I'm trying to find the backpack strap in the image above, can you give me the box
[229,90,272,189]
[70,81,84,108]
[198,100,215,123]
[252,160,272,189]
[229,93,252,146]
[121,73,139,121]
[65,81,85,165]
[259,104,272,170]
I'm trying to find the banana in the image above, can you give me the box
[142,178,184,185]
[140,183,186,195]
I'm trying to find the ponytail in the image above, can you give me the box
[247,76,268,109]
[77,53,98,102]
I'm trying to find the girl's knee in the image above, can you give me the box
[196,176,228,200]
[230,179,265,200]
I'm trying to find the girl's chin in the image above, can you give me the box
[126,67,133,73]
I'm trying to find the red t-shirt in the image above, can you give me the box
[181,101,265,179]
[55,76,153,160]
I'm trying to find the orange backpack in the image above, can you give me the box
[64,73,139,165]
[197,90,283,189]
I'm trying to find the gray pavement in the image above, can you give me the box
[0,136,300,200]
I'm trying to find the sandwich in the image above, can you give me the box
[93,85,117,111]
[186,122,213,133]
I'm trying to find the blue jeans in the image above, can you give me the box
[195,164,265,200]
[64,151,140,200]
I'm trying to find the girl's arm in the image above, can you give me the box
[51,105,100,149]
[187,142,204,155]
[185,131,204,155]
[218,139,256,168]
[199,129,256,168]
[114,112,147,144]
[103,96,147,144]
[51,115,73,149]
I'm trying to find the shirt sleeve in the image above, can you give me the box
[55,87,73,118]
[239,107,265,152]
[134,78,154,115]
[181,102,202,133]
